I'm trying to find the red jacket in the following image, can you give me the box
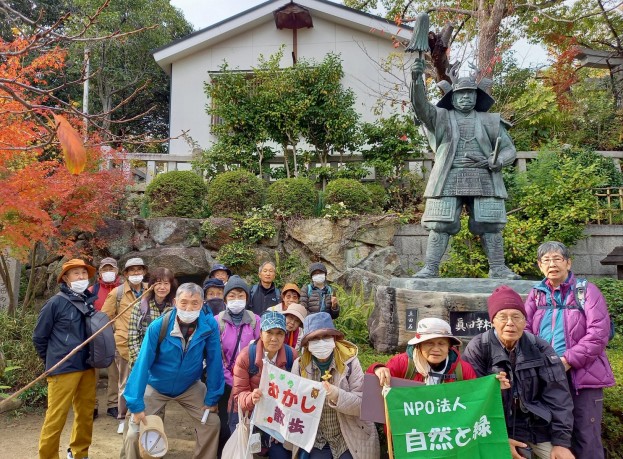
[367,347,477,383]
[88,277,121,311]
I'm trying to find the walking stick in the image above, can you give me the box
[0,284,155,413]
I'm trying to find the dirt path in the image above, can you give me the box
[0,382,203,458]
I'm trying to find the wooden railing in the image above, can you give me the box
[593,187,623,224]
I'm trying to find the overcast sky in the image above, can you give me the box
[170,0,549,67]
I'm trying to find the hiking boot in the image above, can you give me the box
[106,407,119,418]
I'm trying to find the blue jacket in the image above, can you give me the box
[124,309,225,413]
[32,284,97,375]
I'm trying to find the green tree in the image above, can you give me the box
[65,0,193,144]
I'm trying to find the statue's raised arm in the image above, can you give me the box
[410,58,437,131]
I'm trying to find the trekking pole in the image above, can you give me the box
[0,284,155,413]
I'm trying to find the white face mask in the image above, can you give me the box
[101,272,116,283]
[312,274,326,284]
[70,279,90,294]
[308,337,335,360]
[177,309,200,324]
[226,299,247,314]
[128,274,144,285]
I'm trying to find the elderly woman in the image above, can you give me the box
[127,267,177,366]
[282,303,307,350]
[215,276,261,455]
[368,317,477,385]
[268,283,302,313]
[292,312,379,459]
[525,241,615,459]
[232,311,297,459]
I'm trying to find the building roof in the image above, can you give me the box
[153,0,412,74]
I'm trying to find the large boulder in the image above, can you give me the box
[145,218,202,247]
[335,268,388,299]
[202,218,237,251]
[120,247,211,278]
[96,218,134,258]
[356,246,403,278]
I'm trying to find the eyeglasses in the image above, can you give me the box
[540,256,566,265]
[494,315,525,324]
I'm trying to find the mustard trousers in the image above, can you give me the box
[39,369,96,459]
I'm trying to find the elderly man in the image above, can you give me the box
[463,285,575,459]
[102,257,148,432]
[33,259,98,459]
[248,261,281,315]
[122,283,224,459]
[410,58,519,279]
[525,241,615,459]
[88,257,121,419]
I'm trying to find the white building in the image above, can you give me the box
[153,0,412,155]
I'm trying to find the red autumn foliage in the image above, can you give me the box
[543,35,580,110]
[0,34,129,263]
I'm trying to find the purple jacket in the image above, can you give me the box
[525,273,615,391]
[217,310,261,386]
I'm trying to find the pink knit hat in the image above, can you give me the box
[487,285,527,321]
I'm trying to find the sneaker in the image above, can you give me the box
[117,421,125,434]
[67,448,89,459]
[106,407,119,418]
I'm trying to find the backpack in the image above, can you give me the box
[58,292,115,369]
[573,279,615,342]
[247,340,294,376]
[404,344,463,382]
[306,284,333,312]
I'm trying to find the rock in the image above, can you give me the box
[369,278,536,352]
[132,217,155,251]
[335,268,388,299]
[145,218,202,247]
[202,218,236,251]
[95,219,135,258]
[356,247,403,278]
[120,247,211,279]
[368,286,400,353]
[352,215,399,247]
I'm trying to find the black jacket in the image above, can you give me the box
[248,283,280,316]
[463,329,573,448]
[32,284,98,376]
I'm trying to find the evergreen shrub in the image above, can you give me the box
[324,178,373,214]
[145,171,207,218]
[266,178,317,217]
[208,170,265,217]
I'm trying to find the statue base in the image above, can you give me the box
[368,278,537,353]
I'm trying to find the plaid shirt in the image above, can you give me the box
[127,299,171,365]
[309,362,348,457]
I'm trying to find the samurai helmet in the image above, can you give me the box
[436,62,495,112]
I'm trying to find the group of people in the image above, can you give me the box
[32,241,614,459]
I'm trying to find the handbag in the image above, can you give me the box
[222,407,253,459]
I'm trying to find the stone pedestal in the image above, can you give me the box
[0,256,20,311]
[368,278,537,353]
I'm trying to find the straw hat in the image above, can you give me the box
[139,415,168,459]
[57,259,96,283]
[407,317,462,347]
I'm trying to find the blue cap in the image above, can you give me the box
[210,264,232,277]
[260,311,286,332]
[203,278,225,291]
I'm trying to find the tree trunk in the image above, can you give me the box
[477,0,507,82]
[0,253,15,315]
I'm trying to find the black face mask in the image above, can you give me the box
[206,298,225,315]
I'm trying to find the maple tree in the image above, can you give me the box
[0,8,134,314]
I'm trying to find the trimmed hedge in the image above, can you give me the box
[145,171,207,218]
[266,178,317,217]
[207,170,265,217]
[324,178,373,214]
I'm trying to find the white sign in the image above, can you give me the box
[253,360,326,453]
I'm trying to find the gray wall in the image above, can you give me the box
[394,224,623,279]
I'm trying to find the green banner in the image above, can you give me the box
[386,374,511,459]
